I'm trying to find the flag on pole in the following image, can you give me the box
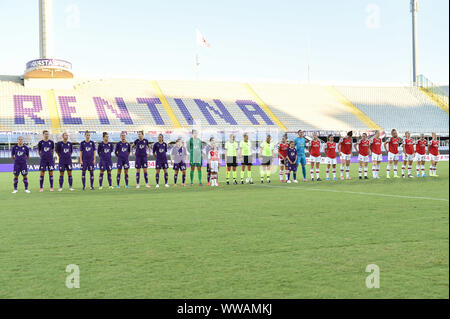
[196,28,210,48]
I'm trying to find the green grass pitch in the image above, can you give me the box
[0,162,448,298]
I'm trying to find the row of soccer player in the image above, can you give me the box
[10,129,441,193]
[285,129,441,182]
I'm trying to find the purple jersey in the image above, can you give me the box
[98,142,113,162]
[80,140,96,162]
[12,145,29,163]
[287,148,297,163]
[56,141,73,163]
[152,142,168,162]
[134,138,149,157]
[115,141,131,159]
[38,139,54,160]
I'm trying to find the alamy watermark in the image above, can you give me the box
[66,264,80,288]
[365,3,381,29]
[365,264,380,288]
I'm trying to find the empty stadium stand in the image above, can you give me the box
[336,86,449,133]
[0,75,448,136]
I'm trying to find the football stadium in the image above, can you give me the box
[0,0,448,302]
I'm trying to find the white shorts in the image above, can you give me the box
[415,154,426,162]
[403,153,415,162]
[371,153,382,162]
[430,155,439,162]
[309,156,321,163]
[326,157,337,165]
[210,161,219,172]
[340,153,351,161]
[358,155,369,162]
[388,152,400,161]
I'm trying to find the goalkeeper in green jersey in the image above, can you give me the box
[239,133,253,184]
[188,130,203,185]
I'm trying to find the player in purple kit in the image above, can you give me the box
[153,134,169,188]
[38,130,55,192]
[286,141,298,183]
[171,138,188,186]
[132,130,151,188]
[11,136,30,193]
[56,132,74,191]
[115,131,131,189]
[80,131,96,190]
[98,132,114,189]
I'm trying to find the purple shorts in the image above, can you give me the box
[13,162,28,176]
[39,158,55,171]
[59,162,73,172]
[117,157,130,169]
[99,159,113,171]
[81,161,95,171]
[135,156,148,169]
[173,162,186,171]
[288,163,298,171]
[155,160,168,170]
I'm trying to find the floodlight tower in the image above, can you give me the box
[410,0,418,86]
[24,0,73,88]
[39,0,54,58]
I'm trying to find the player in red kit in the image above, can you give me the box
[355,133,371,179]
[415,133,428,177]
[370,130,383,179]
[278,135,289,182]
[428,132,440,177]
[309,132,322,181]
[384,129,402,178]
[338,131,353,180]
[401,131,415,178]
[325,134,337,181]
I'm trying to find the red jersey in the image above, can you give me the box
[325,142,337,158]
[278,142,289,159]
[387,137,400,154]
[208,150,219,161]
[415,139,427,155]
[370,137,382,155]
[358,139,370,156]
[340,137,353,155]
[429,140,439,156]
[310,140,322,157]
[403,138,415,155]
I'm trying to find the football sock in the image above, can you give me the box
[144,172,148,184]
[82,171,86,188]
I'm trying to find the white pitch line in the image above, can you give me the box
[254,184,449,202]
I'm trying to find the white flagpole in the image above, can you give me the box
[307,33,311,83]
[195,53,200,80]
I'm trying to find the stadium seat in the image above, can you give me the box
[336,86,449,133]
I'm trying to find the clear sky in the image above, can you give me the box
[1,0,448,84]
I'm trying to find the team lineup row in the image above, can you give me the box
[10,129,442,193]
